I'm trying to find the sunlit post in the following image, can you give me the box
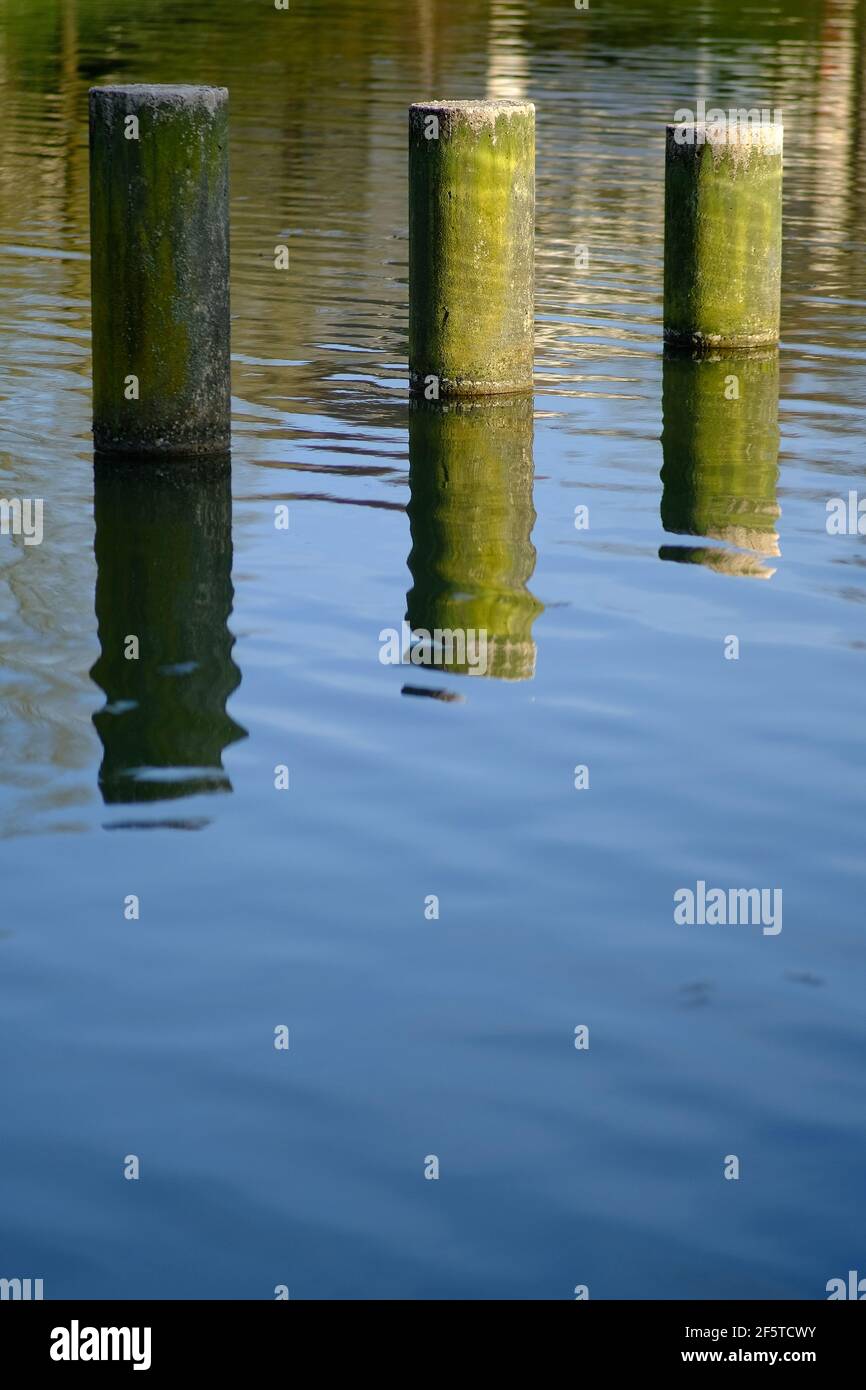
[409,99,535,398]
[664,118,782,348]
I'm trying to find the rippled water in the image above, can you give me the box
[1,0,865,1299]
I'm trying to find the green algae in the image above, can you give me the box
[409,101,535,397]
[663,126,782,348]
[90,85,230,455]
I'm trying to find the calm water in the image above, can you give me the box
[1,0,865,1300]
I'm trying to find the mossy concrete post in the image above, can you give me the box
[89,85,230,455]
[409,100,535,397]
[660,349,780,578]
[663,119,782,349]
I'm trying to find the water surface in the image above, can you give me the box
[1,0,865,1299]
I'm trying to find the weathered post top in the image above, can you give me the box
[665,118,783,155]
[90,82,228,107]
[409,97,535,132]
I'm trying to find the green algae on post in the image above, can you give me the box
[409,100,535,398]
[663,119,782,349]
[89,85,230,455]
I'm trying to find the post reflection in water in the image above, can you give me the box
[406,396,543,684]
[90,455,246,808]
[660,349,781,579]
